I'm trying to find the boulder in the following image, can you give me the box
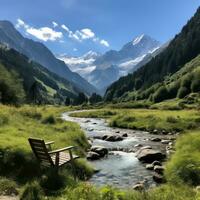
[122,133,128,137]
[136,149,166,163]
[146,164,154,170]
[153,173,164,183]
[161,139,171,144]
[140,146,152,150]
[134,144,143,148]
[151,138,161,142]
[90,146,108,157]
[152,160,162,166]
[132,183,144,191]
[154,165,164,174]
[105,135,123,142]
[87,152,101,160]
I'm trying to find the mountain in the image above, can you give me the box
[104,7,200,102]
[0,44,80,104]
[58,51,101,79]
[59,35,161,94]
[0,20,98,95]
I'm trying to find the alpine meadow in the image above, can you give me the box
[0,1,200,200]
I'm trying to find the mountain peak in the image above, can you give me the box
[132,34,145,45]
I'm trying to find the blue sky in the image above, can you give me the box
[0,0,199,56]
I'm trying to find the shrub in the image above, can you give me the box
[153,86,169,103]
[0,177,18,196]
[191,79,200,92]
[177,87,190,98]
[20,181,44,200]
[166,116,178,123]
[42,115,56,124]
[40,170,67,192]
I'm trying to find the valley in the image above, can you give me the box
[0,2,200,200]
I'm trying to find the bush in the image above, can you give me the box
[177,87,190,98]
[153,86,169,103]
[166,116,178,123]
[40,169,68,192]
[20,181,44,200]
[191,79,200,92]
[0,177,18,196]
[42,115,56,124]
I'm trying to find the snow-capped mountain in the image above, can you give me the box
[58,51,101,78]
[59,34,162,94]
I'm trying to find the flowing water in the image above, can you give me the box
[62,110,169,188]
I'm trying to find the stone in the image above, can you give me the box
[122,133,128,137]
[105,135,123,142]
[132,183,144,191]
[140,146,152,150]
[136,149,166,163]
[115,131,120,133]
[102,135,108,140]
[134,144,143,148]
[161,140,171,144]
[151,138,161,142]
[146,164,154,170]
[87,152,101,160]
[152,161,162,166]
[90,146,108,157]
[153,173,164,183]
[85,120,91,123]
[162,130,167,135]
[153,129,158,134]
[154,165,164,174]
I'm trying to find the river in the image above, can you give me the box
[62,110,170,189]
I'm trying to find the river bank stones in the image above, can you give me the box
[87,146,108,160]
[102,134,123,142]
[136,148,166,163]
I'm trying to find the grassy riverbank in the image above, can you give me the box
[70,108,200,133]
[0,105,200,199]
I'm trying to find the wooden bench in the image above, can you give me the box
[28,138,79,172]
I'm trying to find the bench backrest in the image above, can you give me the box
[28,138,54,167]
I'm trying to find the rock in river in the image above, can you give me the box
[103,135,123,142]
[154,165,164,174]
[90,146,108,157]
[87,152,101,160]
[136,149,166,163]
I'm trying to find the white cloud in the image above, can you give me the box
[16,18,63,42]
[26,27,63,42]
[79,28,95,39]
[73,48,78,51]
[61,24,109,47]
[52,21,58,28]
[100,39,110,47]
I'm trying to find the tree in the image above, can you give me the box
[89,93,102,104]
[74,92,88,105]
[191,78,200,92]
[0,64,25,105]
[65,97,71,106]
[177,86,190,98]
[153,85,169,103]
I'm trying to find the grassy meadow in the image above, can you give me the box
[0,104,200,199]
[70,108,200,133]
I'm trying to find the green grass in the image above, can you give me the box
[165,130,200,185]
[0,105,93,186]
[0,105,89,153]
[71,108,200,132]
[1,105,200,199]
